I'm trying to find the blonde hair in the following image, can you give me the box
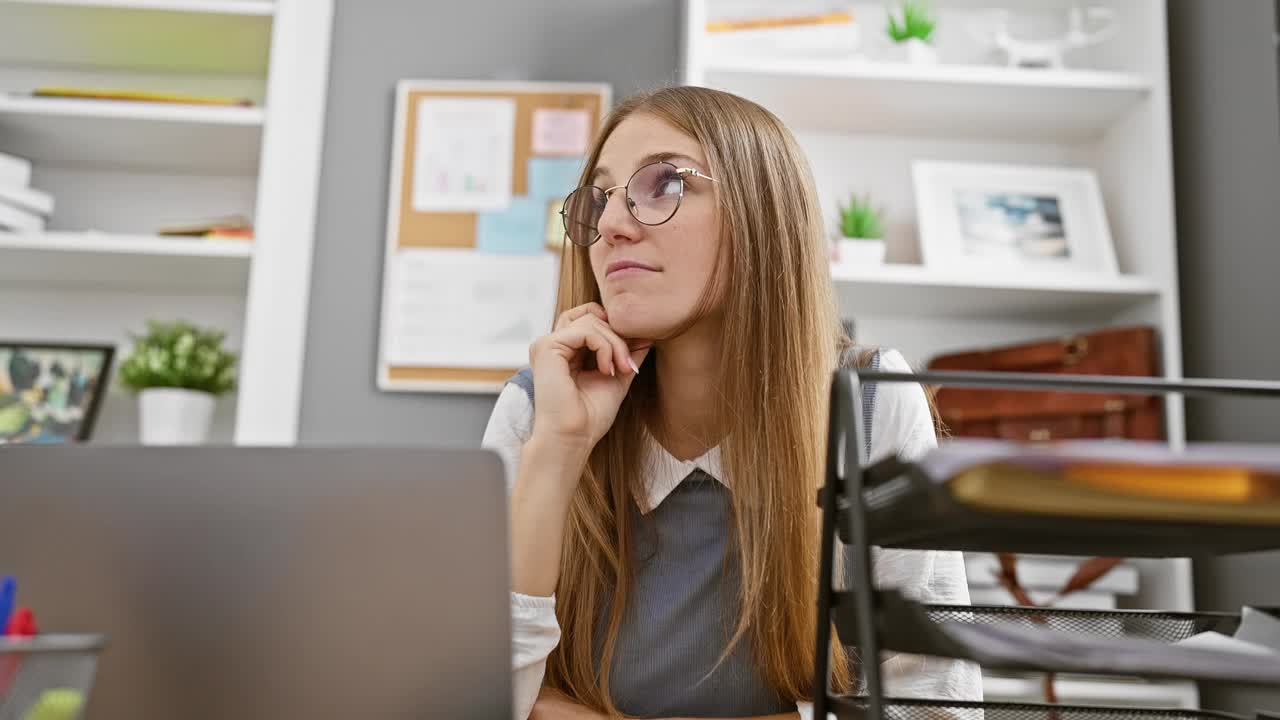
[546,86,854,714]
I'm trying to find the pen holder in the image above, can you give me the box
[0,635,103,720]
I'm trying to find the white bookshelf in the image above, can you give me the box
[683,0,1185,439]
[684,0,1193,706]
[0,0,332,444]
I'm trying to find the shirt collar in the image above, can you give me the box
[640,433,725,514]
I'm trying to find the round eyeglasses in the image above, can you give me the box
[559,160,717,247]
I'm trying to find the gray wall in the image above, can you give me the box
[1169,0,1280,712]
[298,1,680,445]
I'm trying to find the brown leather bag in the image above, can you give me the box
[925,326,1165,442]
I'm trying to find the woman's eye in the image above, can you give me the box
[655,174,682,197]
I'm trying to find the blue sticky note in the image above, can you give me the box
[528,157,584,200]
[476,196,548,255]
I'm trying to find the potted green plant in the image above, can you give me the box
[118,320,237,445]
[886,0,939,64]
[835,193,887,265]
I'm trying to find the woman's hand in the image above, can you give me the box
[510,303,650,597]
[527,302,650,460]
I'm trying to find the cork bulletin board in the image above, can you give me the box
[377,80,610,393]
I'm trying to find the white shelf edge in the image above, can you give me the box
[704,57,1152,94]
[0,94,265,126]
[0,231,254,259]
[1,0,275,15]
[830,263,1162,296]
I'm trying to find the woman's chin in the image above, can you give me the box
[603,307,675,342]
[608,320,666,343]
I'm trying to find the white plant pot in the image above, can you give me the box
[905,38,939,64]
[838,238,887,266]
[139,388,216,446]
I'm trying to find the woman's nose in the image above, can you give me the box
[596,188,640,245]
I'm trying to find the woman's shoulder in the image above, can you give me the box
[839,346,921,412]
[481,372,536,492]
[875,347,914,373]
[839,344,911,372]
[483,372,535,445]
[846,347,938,463]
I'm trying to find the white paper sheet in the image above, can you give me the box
[531,108,591,155]
[1174,631,1279,657]
[1236,606,1280,653]
[385,248,558,369]
[919,437,1280,483]
[412,97,516,212]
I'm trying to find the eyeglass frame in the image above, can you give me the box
[559,160,718,247]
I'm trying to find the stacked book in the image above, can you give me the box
[0,150,54,233]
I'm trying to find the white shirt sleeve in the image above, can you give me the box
[481,383,561,720]
[862,350,984,701]
[802,350,987,719]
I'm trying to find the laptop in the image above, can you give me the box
[0,446,511,719]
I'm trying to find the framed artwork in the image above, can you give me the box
[0,341,114,444]
[913,161,1118,276]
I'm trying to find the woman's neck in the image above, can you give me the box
[652,318,723,462]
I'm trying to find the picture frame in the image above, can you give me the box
[912,161,1119,276]
[0,341,114,444]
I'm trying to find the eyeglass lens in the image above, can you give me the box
[561,161,686,247]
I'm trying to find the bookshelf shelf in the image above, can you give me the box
[0,95,264,173]
[700,58,1150,141]
[830,263,1160,319]
[0,232,252,293]
[1,0,274,14]
[0,1,273,75]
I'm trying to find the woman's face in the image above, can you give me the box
[588,113,722,341]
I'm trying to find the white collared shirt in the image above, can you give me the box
[483,350,982,720]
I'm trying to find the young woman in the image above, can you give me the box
[483,86,981,720]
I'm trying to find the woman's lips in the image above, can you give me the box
[606,260,659,278]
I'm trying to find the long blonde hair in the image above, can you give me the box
[546,86,853,714]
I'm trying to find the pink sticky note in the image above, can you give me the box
[531,108,590,156]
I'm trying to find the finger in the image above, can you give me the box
[552,321,618,377]
[580,328,617,377]
[626,344,652,378]
[544,324,615,376]
[579,316,634,376]
[554,302,607,331]
[613,345,651,391]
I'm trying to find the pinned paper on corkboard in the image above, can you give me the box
[377,80,610,394]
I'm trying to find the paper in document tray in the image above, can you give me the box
[851,439,1280,556]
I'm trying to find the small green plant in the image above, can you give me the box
[837,193,886,239]
[118,320,237,395]
[886,0,937,43]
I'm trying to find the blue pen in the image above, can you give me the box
[0,576,14,633]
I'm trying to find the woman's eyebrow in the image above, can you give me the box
[590,151,706,184]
